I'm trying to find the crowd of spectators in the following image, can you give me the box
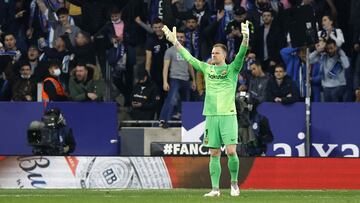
[0,0,359,122]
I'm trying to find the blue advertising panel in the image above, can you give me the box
[0,102,119,155]
[182,102,360,157]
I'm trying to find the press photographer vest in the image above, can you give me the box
[42,77,66,101]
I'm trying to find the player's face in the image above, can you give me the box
[211,47,226,65]
[274,67,285,80]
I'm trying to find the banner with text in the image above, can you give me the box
[1,156,360,189]
[182,102,360,157]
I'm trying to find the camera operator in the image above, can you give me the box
[309,38,350,102]
[28,108,76,155]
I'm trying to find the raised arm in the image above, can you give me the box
[229,20,249,72]
[162,26,206,72]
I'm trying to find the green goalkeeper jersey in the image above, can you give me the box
[178,45,248,116]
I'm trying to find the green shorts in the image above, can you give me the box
[203,115,238,148]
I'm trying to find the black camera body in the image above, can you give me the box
[27,108,75,155]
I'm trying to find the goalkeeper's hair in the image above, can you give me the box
[213,43,228,54]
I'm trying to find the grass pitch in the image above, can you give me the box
[1,189,360,203]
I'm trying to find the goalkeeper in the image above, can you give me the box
[162,21,249,197]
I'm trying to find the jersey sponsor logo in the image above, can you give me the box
[208,73,228,80]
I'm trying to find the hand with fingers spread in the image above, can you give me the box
[162,25,178,45]
[241,20,250,39]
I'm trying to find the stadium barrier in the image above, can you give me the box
[0,102,119,155]
[1,156,360,189]
[182,102,360,157]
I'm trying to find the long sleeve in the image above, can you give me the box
[229,45,248,72]
[178,47,207,73]
[338,49,350,69]
[309,51,320,64]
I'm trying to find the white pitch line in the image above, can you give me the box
[0,194,67,197]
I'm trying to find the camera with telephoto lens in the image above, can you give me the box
[27,108,75,155]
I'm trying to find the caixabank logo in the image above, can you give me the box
[182,102,360,157]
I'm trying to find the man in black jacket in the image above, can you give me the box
[130,68,160,120]
[266,63,299,104]
[252,9,285,74]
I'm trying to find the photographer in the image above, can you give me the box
[235,91,273,156]
[28,108,76,155]
[309,38,350,102]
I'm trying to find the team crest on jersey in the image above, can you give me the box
[221,70,227,76]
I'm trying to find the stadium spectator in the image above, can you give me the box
[130,67,160,120]
[24,45,48,83]
[68,31,96,67]
[225,7,253,61]
[352,25,360,100]
[318,14,345,48]
[37,1,80,47]
[103,7,138,107]
[144,18,171,116]
[41,34,72,89]
[266,63,300,104]
[42,60,67,101]
[247,0,284,30]
[252,9,285,74]
[11,61,37,101]
[280,46,322,102]
[309,38,350,102]
[159,29,195,128]
[161,20,249,196]
[0,33,22,76]
[171,0,211,32]
[145,18,171,91]
[247,60,270,106]
[68,63,104,102]
[183,15,202,60]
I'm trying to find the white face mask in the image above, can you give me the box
[224,4,234,11]
[53,68,61,77]
[112,18,122,24]
[21,74,31,79]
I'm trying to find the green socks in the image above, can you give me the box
[227,154,239,182]
[209,156,221,189]
[209,154,239,189]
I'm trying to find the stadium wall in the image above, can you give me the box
[1,156,360,189]
[0,102,119,155]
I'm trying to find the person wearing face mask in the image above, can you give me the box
[11,61,37,101]
[42,60,68,101]
[130,67,160,121]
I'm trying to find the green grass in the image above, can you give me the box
[1,189,360,203]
